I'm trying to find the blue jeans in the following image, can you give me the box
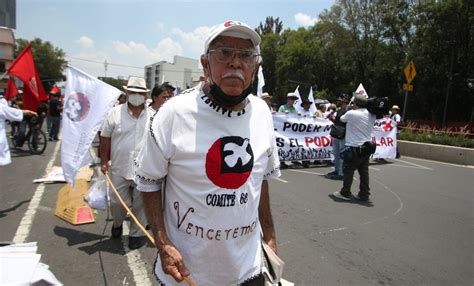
[49,116,60,140]
[332,137,345,176]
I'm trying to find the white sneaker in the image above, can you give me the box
[332,191,351,201]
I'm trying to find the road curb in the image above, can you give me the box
[398,140,474,166]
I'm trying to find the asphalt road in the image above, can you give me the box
[1,138,473,286]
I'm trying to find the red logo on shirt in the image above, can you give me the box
[206,136,254,189]
[382,120,393,132]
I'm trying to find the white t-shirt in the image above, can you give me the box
[135,86,281,285]
[100,104,149,180]
[391,113,401,123]
[0,99,23,166]
[340,107,376,147]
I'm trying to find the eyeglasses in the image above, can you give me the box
[208,47,260,65]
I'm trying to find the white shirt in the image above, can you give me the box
[391,113,401,123]
[300,109,313,117]
[100,104,149,180]
[340,107,376,147]
[135,87,281,285]
[0,98,23,166]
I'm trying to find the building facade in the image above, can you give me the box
[145,55,202,92]
[0,27,15,90]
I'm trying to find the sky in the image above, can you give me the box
[16,0,335,79]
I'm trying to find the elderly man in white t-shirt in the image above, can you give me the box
[100,77,150,250]
[135,20,281,285]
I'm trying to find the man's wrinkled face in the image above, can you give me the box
[201,36,258,96]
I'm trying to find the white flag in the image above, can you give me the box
[294,85,305,113]
[308,86,317,114]
[257,66,265,97]
[61,66,121,185]
[355,83,368,98]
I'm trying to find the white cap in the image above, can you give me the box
[204,20,261,53]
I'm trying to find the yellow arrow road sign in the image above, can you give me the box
[404,61,416,84]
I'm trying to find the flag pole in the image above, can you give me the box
[0,71,8,81]
[104,172,195,286]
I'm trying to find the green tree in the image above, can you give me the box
[15,38,67,93]
[102,78,125,91]
[410,0,473,124]
[256,16,283,35]
[256,16,284,102]
[275,28,320,103]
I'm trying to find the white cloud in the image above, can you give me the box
[112,38,183,64]
[156,21,165,31]
[77,36,94,48]
[172,25,213,55]
[294,12,319,27]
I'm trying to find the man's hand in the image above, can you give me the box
[263,237,278,255]
[159,243,190,282]
[100,162,109,174]
[22,110,38,117]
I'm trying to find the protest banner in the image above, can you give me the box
[273,113,333,161]
[372,118,397,159]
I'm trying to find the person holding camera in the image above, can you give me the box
[332,94,376,202]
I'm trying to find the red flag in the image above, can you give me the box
[22,83,40,111]
[5,77,18,100]
[8,43,48,104]
[50,84,60,94]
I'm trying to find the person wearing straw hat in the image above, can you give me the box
[278,92,298,113]
[135,20,281,285]
[100,76,150,250]
[261,92,272,110]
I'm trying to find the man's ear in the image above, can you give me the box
[201,54,210,77]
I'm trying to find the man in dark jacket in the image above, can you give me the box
[327,93,350,180]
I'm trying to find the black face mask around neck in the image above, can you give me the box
[209,83,253,108]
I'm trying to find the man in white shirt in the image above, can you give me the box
[0,97,37,166]
[390,105,402,124]
[333,94,376,202]
[135,20,281,285]
[100,77,150,249]
[300,98,313,117]
[391,105,402,158]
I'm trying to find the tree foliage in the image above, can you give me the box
[15,38,67,93]
[256,0,473,124]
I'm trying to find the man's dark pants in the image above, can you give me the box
[340,149,371,200]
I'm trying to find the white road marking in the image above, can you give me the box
[273,177,289,183]
[395,159,433,170]
[288,169,325,176]
[315,174,403,235]
[121,224,153,285]
[13,142,61,244]
[400,157,474,168]
[387,164,431,169]
[369,166,380,171]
